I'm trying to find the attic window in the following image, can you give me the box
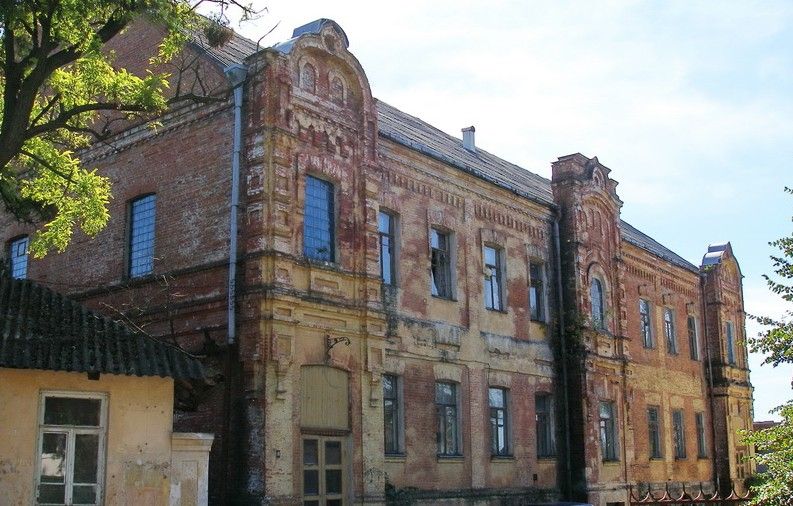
[330,76,345,106]
[301,63,316,93]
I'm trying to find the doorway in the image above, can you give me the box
[302,436,345,505]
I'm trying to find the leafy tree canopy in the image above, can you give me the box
[745,187,793,505]
[0,0,257,256]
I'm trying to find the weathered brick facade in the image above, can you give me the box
[0,18,753,506]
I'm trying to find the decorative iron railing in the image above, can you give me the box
[629,482,752,505]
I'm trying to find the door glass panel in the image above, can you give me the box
[74,434,99,483]
[73,484,97,504]
[303,439,318,466]
[325,441,341,465]
[38,483,66,504]
[326,469,342,494]
[40,432,66,483]
[303,470,319,495]
[44,398,101,426]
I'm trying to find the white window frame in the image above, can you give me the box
[35,391,108,506]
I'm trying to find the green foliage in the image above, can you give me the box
[745,187,793,505]
[0,0,256,256]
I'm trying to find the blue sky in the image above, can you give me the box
[232,0,793,420]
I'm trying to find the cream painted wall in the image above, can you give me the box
[0,368,174,506]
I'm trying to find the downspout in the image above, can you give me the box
[224,63,248,344]
[552,209,573,499]
[700,271,719,491]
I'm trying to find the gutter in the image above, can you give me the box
[552,209,573,498]
[224,63,248,344]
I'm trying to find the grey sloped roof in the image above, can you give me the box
[189,24,260,68]
[376,100,554,206]
[0,276,205,380]
[620,221,698,272]
[273,18,350,54]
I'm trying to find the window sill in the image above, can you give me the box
[537,455,557,461]
[490,455,514,461]
[436,454,464,462]
[486,307,508,314]
[431,294,458,302]
[530,319,546,324]
[384,454,406,463]
[602,459,620,464]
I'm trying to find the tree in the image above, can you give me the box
[745,187,793,505]
[0,0,258,256]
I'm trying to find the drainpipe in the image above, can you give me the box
[224,64,248,344]
[552,210,573,499]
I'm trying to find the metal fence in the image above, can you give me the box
[629,482,752,505]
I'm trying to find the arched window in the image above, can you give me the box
[590,277,605,329]
[330,76,345,105]
[300,63,316,93]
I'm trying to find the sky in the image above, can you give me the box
[229,0,793,420]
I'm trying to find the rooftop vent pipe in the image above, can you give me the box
[462,126,476,152]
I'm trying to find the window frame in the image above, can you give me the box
[535,393,556,458]
[529,262,545,322]
[726,321,736,365]
[35,391,107,506]
[8,235,29,279]
[378,211,397,286]
[430,228,454,300]
[647,406,662,459]
[382,374,404,455]
[488,387,510,456]
[664,308,677,355]
[672,409,687,459]
[688,315,700,360]
[127,193,157,279]
[639,299,654,348]
[483,245,504,311]
[599,400,619,462]
[695,412,707,458]
[303,175,336,263]
[435,382,461,456]
[590,277,606,329]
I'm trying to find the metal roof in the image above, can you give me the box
[188,23,260,68]
[0,276,205,380]
[620,221,699,273]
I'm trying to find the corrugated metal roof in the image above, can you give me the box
[0,277,205,380]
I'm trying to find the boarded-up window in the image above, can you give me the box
[301,366,349,430]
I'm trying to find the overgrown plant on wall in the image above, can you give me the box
[0,0,259,256]
[744,187,793,506]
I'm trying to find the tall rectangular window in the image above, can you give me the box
[383,374,402,455]
[640,299,653,348]
[489,387,509,456]
[435,382,459,455]
[378,211,396,285]
[128,194,156,278]
[664,308,677,354]
[599,401,618,461]
[37,393,106,506]
[673,409,686,459]
[688,316,700,360]
[726,321,736,365]
[430,229,453,299]
[695,412,707,458]
[304,176,335,262]
[536,394,555,457]
[647,406,662,459]
[529,262,545,321]
[9,236,29,279]
[483,246,503,310]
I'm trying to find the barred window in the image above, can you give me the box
[304,176,335,262]
[128,195,156,278]
[599,401,618,461]
[483,246,503,311]
[664,308,677,354]
[431,229,453,299]
[536,393,555,457]
[436,382,460,455]
[529,262,545,321]
[379,211,396,285]
[673,409,687,459]
[9,236,29,279]
[688,316,700,360]
[647,406,662,459]
[640,299,653,348]
[489,387,509,456]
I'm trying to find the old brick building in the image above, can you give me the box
[0,18,753,505]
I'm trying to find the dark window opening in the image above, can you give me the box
[431,229,452,299]
[483,246,503,311]
[529,262,545,321]
[304,176,335,262]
